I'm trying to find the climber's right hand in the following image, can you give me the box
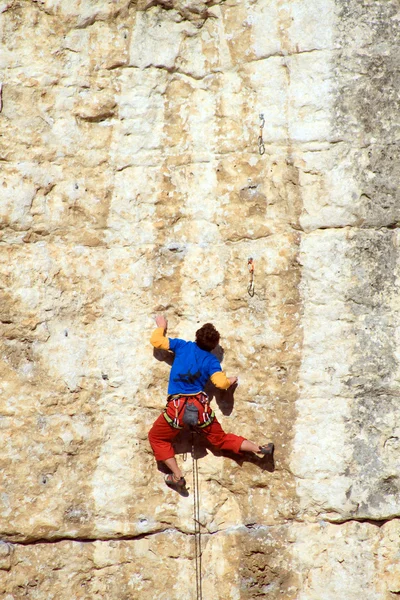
[228,376,238,387]
[155,314,168,330]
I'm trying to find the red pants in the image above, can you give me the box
[148,402,246,462]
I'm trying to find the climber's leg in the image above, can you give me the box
[164,457,183,480]
[200,416,246,454]
[201,416,273,456]
[239,439,260,452]
[148,413,183,478]
[240,439,274,455]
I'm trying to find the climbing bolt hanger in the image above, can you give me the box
[258,113,265,155]
[247,257,255,297]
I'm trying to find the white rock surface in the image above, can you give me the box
[0,0,399,598]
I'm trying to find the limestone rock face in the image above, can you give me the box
[1,0,399,598]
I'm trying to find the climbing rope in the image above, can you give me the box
[258,113,265,155]
[247,257,255,297]
[191,430,203,600]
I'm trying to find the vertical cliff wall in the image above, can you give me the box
[1,1,399,598]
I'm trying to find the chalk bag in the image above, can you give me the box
[182,401,199,427]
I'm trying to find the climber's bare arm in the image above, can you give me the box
[150,315,170,350]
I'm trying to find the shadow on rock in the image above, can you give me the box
[211,344,224,364]
[204,374,236,417]
[152,348,174,367]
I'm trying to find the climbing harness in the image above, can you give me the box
[258,113,265,155]
[247,257,255,297]
[192,430,203,600]
[163,393,214,430]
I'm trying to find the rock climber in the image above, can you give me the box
[148,315,274,489]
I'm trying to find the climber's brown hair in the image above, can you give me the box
[195,323,220,352]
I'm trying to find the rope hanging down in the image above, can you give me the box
[192,431,203,600]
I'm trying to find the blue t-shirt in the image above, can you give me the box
[167,338,222,395]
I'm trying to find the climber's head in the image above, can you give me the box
[195,323,220,352]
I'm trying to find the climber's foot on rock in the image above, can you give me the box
[258,443,274,457]
[165,474,187,489]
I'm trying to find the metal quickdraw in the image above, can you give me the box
[195,392,214,428]
[258,113,265,155]
[197,408,215,428]
[247,257,255,297]
[163,395,186,429]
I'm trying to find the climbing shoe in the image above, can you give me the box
[165,474,187,488]
[258,443,274,457]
